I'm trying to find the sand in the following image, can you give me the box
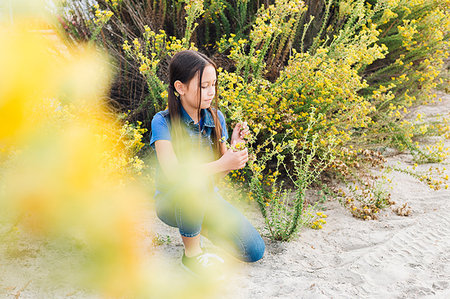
[1,92,449,298]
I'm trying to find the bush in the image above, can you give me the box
[60,0,450,239]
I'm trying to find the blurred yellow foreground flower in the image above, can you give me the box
[0,4,216,298]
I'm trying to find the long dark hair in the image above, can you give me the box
[167,50,223,158]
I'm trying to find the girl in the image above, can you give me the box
[150,50,265,276]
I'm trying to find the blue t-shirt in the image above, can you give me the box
[150,106,228,148]
[150,106,228,195]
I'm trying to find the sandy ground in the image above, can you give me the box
[0,92,449,298]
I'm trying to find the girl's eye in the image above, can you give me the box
[201,82,216,89]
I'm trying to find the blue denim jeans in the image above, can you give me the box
[155,188,265,262]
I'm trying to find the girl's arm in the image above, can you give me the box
[154,140,248,178]
[154,140,179,178]
[215,142,231,180]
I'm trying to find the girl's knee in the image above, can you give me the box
[245,234,265,262]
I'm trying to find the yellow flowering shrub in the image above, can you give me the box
[60,0,450,236]
[122,1,201,117]
[215,0,448,230]
[361,0,449,160]
[217,0,386,177]
[217,0,306,80]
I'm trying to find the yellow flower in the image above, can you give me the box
[139,64,148,73]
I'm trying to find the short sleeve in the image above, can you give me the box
[150,113,171,147]
[217,110,228,142]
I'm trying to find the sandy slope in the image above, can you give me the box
[0,93,449,298]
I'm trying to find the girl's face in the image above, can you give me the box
[180,64,217,111]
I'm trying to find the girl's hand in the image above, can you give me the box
[220,141,248,171]
[231,122,250,145]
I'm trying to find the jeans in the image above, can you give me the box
[155,188,265,262]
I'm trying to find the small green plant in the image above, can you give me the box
[89,4,115,43]
[248,108,336,241]
[308,211,328,230]
[336,176,394,220]
[152,233,172,246]
[390,164,449,191]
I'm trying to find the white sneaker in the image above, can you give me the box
[181,251,225,279]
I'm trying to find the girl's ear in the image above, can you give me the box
[174,80,185,96]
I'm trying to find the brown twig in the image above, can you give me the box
[14,280,31,299]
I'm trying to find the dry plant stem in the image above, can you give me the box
[14,280,31,299]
